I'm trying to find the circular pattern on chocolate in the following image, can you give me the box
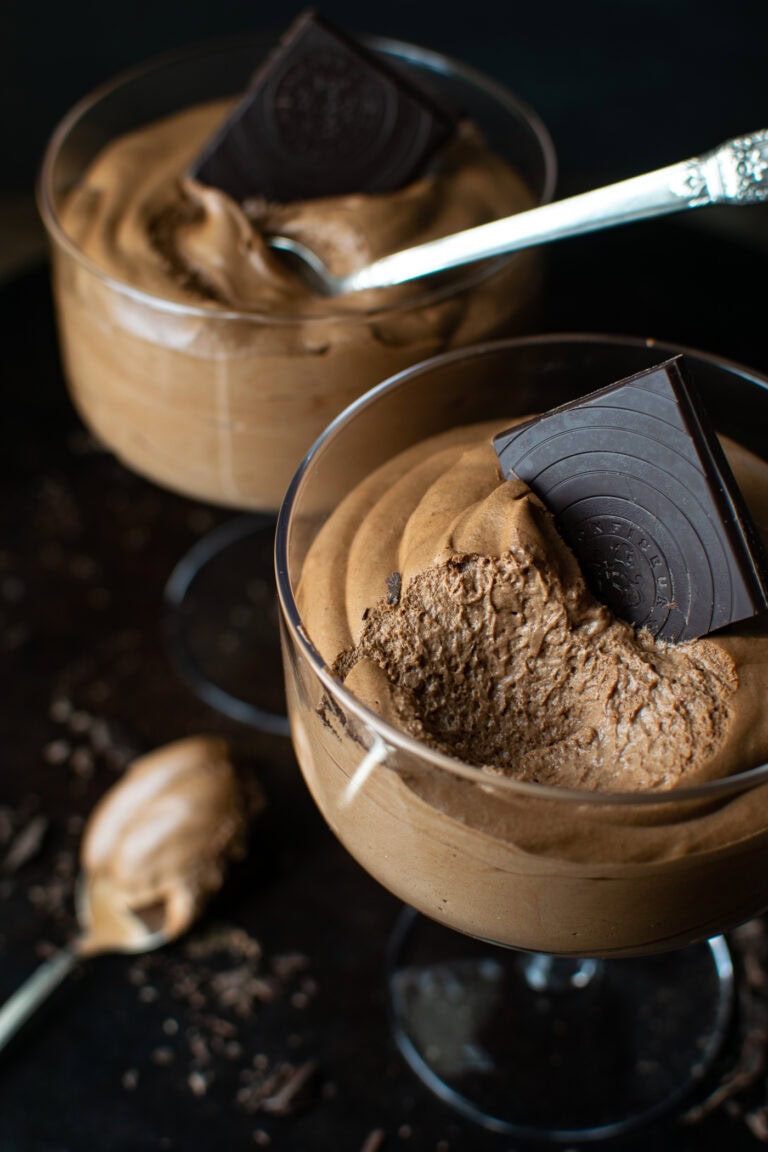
[493,361,768,642]
[571,511,675,632]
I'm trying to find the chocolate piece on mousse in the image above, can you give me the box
[493,356,768,643]
[189,10,458,203]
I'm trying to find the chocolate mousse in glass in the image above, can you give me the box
[37,23,555,730]
[275,334,768,1141]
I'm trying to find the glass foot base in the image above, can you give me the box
[387,907,734,1143]
[164,514,289,735]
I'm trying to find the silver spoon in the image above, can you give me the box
[268,129,768,296]
[0,876,170,1053]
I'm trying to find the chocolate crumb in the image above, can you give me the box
[68,709,92,734]
[211,965,278,1015]
[271,953,309,982]
[188,1070,210,1097]
[204,1015,238,1039]
[238,1060,318,1116]
[108,921,320,1114]
[316,690,347,737]
[186,925,262,962]
[43,739,71,765]
[187,1027,212,1067]
[2,815,48,874]
[49,697,73,723]
[262,1060,318,1116]
[70,746,95,778]
[385,571,402,606]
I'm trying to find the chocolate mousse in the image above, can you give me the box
[290,406,768,957]
[305,428,768,793]
[45,19,542,510]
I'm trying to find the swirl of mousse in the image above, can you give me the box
[299,422,768,794]
[78,736,258,954]
[59,100,535,318]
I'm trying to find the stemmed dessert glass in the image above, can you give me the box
[275,333,768,1141]
[37,32,555,734]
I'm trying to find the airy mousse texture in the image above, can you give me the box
[334,486,738,792]
[51,99,536,510]
[289,422,768,956]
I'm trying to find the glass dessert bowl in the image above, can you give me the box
[37,33,555,514]
[37,28,555,732]
[275,333,768,1139]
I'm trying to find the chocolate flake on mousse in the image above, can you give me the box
[189,10,458,203]
[385,571,402,605]
[493,356,768,643]
[2,814,48,875]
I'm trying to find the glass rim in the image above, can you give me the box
[36,31,558,326]
[275,330,768,809]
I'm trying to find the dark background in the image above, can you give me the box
[3,4,768,1152]
[4,0,768,197]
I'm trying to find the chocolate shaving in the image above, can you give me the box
[2,814,48,874]
[237,1059,319,1116]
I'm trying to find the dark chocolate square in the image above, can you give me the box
[493,356,768,642]
[189,10,458,203]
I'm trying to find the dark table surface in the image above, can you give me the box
[3,209,768,1152]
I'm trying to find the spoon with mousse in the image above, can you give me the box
[0,736,258,1052]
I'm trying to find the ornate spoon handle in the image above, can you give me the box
[348,130,768,292]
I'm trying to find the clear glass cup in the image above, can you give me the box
[37,34,556,513]
[37,33,556,734]
[275,333,768,1140]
